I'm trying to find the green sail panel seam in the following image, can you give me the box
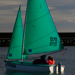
[26,12,50,24]
[25,29,57,46]
[25,41,62,51]
[9,45,22,50]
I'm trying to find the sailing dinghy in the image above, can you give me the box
[4,0,65,73]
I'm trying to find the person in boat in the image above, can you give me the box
[46,56,55,65]
[33,55,48,64]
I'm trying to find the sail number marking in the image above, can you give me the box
[50,37,57,46]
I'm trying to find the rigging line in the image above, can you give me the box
[25,29,57,46]
[26,49,64,60]
[14,26,23,28]
[26,12,50,24]
[26,41,61,51]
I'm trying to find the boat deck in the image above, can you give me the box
[5,60,55,67]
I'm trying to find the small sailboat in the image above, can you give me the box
[4,0,65,73]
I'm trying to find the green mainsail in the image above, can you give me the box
[7,6,23,59]
[24,0,64,55]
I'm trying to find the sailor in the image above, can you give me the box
[46,56,55,65]
[33,55,48,64]
[40,55,48,64]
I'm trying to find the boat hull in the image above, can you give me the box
[4,61,65,73]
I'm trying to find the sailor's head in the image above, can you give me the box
[41,55,46,60]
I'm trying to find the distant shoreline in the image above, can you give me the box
[0,33,75,46]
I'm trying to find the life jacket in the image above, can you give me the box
[47,60,55,65]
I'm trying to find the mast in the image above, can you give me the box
[22,0,28,62]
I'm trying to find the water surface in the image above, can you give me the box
[0,46,75,75]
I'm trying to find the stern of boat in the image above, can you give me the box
[49,64,65,73]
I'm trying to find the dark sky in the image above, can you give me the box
[0,0,75,32]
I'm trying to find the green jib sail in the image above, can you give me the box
[7,6,23,59]
[24,0,64,55]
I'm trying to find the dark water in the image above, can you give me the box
[0,46,75,75]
